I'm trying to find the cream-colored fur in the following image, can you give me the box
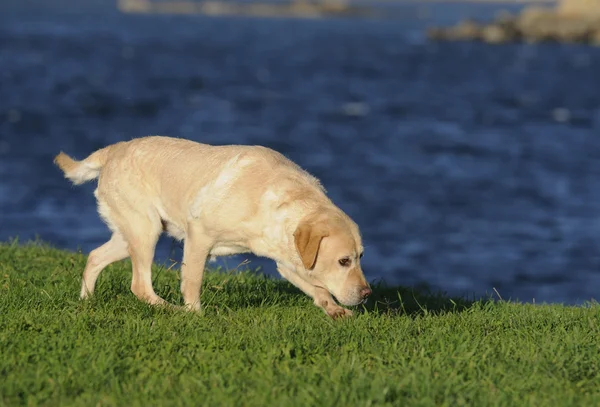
[54,136,371,318]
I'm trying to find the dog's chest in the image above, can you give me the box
[209,244,251,257]
[162,220,186,241]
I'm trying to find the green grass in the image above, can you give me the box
[1,240,599,407]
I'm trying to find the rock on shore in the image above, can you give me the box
[427,0,600,45]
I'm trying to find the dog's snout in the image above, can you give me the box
[360,287,372,299]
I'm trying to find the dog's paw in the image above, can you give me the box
[326,306,354,320]
[183,302,202,313]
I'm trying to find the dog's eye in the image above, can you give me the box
[359,252,364,259]
[338,257,351,267]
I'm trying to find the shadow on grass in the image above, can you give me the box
[1,239,487,318]
[163,266,487,318]
[360,280,485,318]
[93,259,487,318]
[154,240,486,317]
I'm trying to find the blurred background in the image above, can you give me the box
[1,0,600,304]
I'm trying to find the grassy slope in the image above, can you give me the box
[0,241,599,406]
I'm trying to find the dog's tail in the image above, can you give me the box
[54,146,111,185]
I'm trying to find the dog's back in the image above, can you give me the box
[55,136,328,234]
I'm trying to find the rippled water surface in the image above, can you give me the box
[2,6,600,304]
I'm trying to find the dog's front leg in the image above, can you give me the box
[311,285,354,319]
[276,264,353,319]
[181,224,211,311]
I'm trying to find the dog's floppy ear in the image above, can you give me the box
[294,221,329,270]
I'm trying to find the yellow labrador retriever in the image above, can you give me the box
[54,136,371,318]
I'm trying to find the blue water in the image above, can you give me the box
[2,6,600,304]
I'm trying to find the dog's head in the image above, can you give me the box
[293,211,371,306]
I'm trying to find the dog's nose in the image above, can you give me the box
[360,287,372,299]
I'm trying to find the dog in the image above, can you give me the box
[54,136,371,318]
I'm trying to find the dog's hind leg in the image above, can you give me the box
[80,232,129,299]
[121,215,168,307]
[180,223,211,311]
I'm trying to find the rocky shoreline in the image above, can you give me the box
[118,0,377,19]
[427,0,600,45]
